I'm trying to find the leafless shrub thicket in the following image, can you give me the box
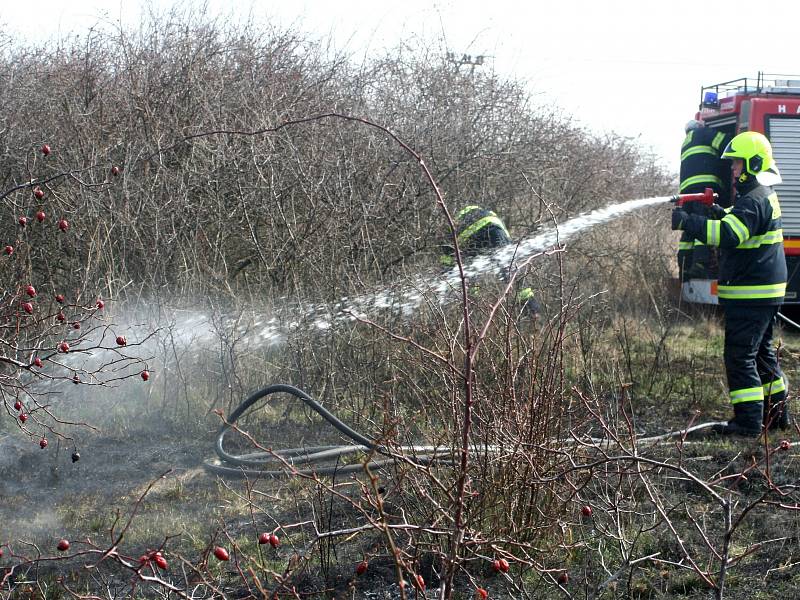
[0,9,672,306]
[12,7,793,600]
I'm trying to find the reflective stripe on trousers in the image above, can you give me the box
[723,305,784,405]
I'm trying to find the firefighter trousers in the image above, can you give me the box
[722,305,786,406]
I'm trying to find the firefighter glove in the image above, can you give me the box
[683,200,704,215]
[707,203,726,219]
[671,208,688,231]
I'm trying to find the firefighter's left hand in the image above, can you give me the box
[707,203,726,219]
[671,208,688,230]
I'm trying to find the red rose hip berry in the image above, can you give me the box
[492,558,509,573]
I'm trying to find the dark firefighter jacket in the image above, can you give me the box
[440,206,511,266]
[455,206,511,254]
[679,127,729,194]
[679,180,786,305]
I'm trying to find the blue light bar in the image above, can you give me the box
[703,91,718,105]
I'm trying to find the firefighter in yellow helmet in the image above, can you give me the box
[672,131,788,435]
[440,205,539,318]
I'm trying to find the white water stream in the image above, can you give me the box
[62,195,671,372]
[239,195,671,345]
[46,194,672,378]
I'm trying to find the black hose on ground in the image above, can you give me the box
[204,384,730,479]
[205,383,451,478]
[779,311,800,331]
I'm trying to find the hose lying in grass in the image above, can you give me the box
[779,311,800,331]
[204,384,731,479]
[204,384,456,478]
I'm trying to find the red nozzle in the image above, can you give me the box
[671,187,718,207]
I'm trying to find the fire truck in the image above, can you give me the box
[681,72,800,306]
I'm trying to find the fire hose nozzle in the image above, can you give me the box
[670,187,719,207]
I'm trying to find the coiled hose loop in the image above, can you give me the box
[205,384,451,478]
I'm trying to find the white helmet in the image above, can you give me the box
[685,119,704,133]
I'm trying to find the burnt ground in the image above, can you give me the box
[0,426,211,545]
[3,423,800,599]
[0,419,443,598]
[4,322,800,598]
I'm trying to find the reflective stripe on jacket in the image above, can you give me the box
[682,182,786,305]
[679,129,728,193]
[455,207,511,254]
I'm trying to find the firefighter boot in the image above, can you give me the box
[764,378,791,431]
[712,401,763,437]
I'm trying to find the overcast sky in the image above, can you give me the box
[2,0,800,176]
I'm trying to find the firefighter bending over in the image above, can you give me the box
[677,119,730,280]
[672,131,789,435]
[440,205,539,318]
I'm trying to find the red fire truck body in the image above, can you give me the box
[682,73,800,305]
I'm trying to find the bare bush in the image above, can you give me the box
[0,11,672,307]
[10,9,785,600]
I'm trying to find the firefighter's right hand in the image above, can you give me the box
[707,203,726,219]
[671,208,687,231]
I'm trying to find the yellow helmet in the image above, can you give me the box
[721,131,782,186]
